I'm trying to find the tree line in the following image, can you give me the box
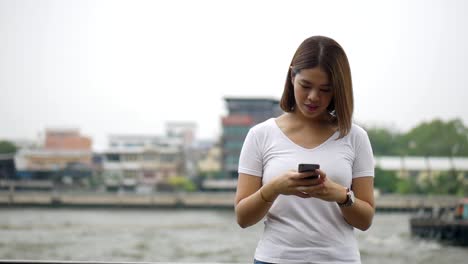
[365,118,468,157]
[365,118,468,196]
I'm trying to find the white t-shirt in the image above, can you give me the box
[238,118,375,264]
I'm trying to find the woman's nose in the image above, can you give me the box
[307,89,319,101]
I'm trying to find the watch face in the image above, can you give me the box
[348,190,355,205]
[340,190,354,207]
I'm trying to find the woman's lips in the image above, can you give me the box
[305,104,319,112]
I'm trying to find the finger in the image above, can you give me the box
[316,169,326,179]
[291,171,308,179]
[297,186,308,193]
[305,183,325,193]
[296,185,325,196]
[292,178,322,187]
[293,170,318,179]
[294,191,310,198]
[301,170,320,178]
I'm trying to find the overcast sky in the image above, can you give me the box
[1,0,467,150]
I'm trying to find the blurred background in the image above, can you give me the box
[1,0,468,263]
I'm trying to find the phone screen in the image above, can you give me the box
[298,164,320,179]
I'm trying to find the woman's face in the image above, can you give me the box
[292,67,334,120]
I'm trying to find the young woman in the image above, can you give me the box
[235,36,375,264]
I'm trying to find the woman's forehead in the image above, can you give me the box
[296,68,330,84]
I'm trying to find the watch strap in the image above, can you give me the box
[337,187,353,207]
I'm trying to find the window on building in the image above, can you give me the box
[123,154,138,161]
[143,171,155,178]
[143,153,157,161]
[124,170,138,178]
[125,143,144,147]
[161,154,175,162]
[106,154,120,162]
[228,141,244,150]
[224,155,239,166]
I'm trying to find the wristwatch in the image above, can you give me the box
[337,188,355,207]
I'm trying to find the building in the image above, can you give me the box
[221,115,254,179]
[196,141,221,175]
[224,97,283,124]
[44,129,92,150]
[102,134,183,191]
[166,122,197,178]
[375,156,468,181]
[15,129,93,172]
[0,153,16,180]
[166,122,197,147]
[15,149,93,174]
[13,128,93,189]
[221,97,283,182]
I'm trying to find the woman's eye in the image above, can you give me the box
[320,86,331,92]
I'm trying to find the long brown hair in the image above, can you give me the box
[280,36,354,138]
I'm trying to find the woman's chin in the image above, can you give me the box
[299,109,325,119]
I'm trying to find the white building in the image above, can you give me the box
[166,122,197,178]
[165,122,197,147]
[375,156,468,181]
[102,134,184,190]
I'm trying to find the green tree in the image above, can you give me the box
[396,176,422,194]
[366,127,400,156]
[429,171,463,196]
[365,118,468,157]
[396,179,411,194]
[168,176,197,192]
[0,141,17,154]
[199,171,223,179]
[374,167,399,193]
[399,119,468,156]
[461,178,468,196]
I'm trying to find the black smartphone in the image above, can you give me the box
[298,163,320,179]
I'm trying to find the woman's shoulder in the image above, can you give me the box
[350,123,369,136]
[249,118,277,134]
[339,123,369,142]
[345,123,371,145]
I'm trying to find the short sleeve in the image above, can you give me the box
[352,129,375,178]
[238,128,263,177]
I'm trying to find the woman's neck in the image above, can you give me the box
[287,111,333,131]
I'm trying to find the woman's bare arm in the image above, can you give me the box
[340,176,375,231]
[234,173,278,228]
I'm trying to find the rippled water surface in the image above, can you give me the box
[0,209,467,263]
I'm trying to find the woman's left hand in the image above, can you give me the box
[297,169,347,203]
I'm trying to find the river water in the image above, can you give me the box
[0,209,467,263]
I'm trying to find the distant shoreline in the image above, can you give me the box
[0,191,237,210]
[0,191,461,212]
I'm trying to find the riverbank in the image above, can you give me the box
[0,191,461,211]
[0,191,235,210]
